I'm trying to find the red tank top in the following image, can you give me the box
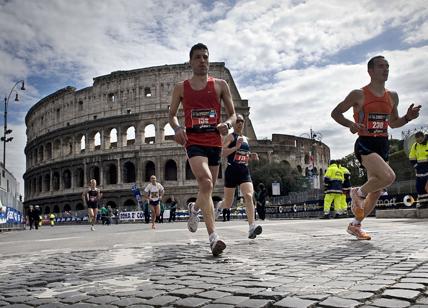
[183,77,221,147]
[354,86,393,137]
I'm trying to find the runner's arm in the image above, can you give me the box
[168,83,187,145]
[389,91,421,128]
[331,89,364,134]
[217,79,236,136]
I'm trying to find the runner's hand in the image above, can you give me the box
[174,127,187,145]
[217,122,229,136]
[349,122,364,134]
[406,103,421,121]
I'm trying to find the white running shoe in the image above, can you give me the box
[187,202,200,233]
[214,201,223,220]
[210,237,226,256]
[90,226,95,231]
[248,225,262,239]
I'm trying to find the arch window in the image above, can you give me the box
[164,160,177,181]
[63,169,72,189]
[163,123,175,142]
[44,206,51,214]
[53,205,60,213]
[44,174,50,192]
[64,204,71,212]
[53,172,60,191]
[38,146,44,162]
[106,163,117,185]
[144,161,155,182]
[123,161,136,183]
[75,168,84,187]
[126,126,135,145]
[76,203,84,211]
[106,201,117,208]
[94,132,101,150]
[80,135,86,153]
[89,166,100,185]
[46,143,52,160]
[109,128,117,149]
[144,124,155,144]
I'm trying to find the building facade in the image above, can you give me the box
[23,63,329,215]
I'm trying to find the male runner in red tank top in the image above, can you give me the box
[331,56,421,240]
[168,43,236,256]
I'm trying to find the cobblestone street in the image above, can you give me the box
[1,218,427,307]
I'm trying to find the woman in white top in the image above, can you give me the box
[144,175,164,229]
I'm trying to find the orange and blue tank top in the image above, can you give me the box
[183,76,222,148]
[354,86,393,137]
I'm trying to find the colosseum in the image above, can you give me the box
[23,62,330,215]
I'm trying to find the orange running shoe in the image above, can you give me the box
[347,223,371,240]
[350,187,365,221]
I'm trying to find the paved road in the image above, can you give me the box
[0,218,428,307]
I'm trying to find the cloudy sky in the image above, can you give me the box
[1,0,427,196]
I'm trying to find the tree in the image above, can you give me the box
[249,160,309,196]
[339,153,367,187]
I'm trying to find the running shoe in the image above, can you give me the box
[214,201,223,220]
[350,187,365,221]
[347,223,371,240]
[187,202,200,233]
[90,226,95,231]
[248,225,263,239]
[210,238,226,256]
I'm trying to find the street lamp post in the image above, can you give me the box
[2,80,25,168]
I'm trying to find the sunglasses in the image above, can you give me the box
[236,119,244,123]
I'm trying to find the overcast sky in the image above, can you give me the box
[1,0,427,196]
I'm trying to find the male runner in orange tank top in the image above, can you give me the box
[168,43,236,256]
[331,56,421,240]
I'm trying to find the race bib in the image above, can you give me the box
[367,113,388,135]
[191,109,218,130]
[234,149,250,165]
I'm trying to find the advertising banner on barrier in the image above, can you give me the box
[1,207,23,224]
[119,211,145,221]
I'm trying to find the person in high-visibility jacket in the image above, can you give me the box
[49,213,55,226]
[338,163,351,217]
[323,160,345,218]
[409,131,428,206]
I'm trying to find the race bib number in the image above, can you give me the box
[89,196,97,202]
[150,191,159,199]
[367,113,388,135]
[234,150,250,165]
[191,109,218,129]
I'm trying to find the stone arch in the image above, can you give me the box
[64,204,71,212]
[144,161,155,182]
[45,142,52,160]
[44,206,51,214]
[63,169,72,189]
[164,159,177,181]
[44,173,50,192]
[53,139,61,158]
[75,168,84,188]
[106,201,117,208]
[38,145,44,162]
[89,166,100,185]
[76,203,84,211]
[78,134,86,153]
[94,132,101,150]
[123,161,136,183]
[105,163,118,185]
[53,205,60,213]
[297,165,302,175]
[63,137,73,156]
[108,128,118,149]
[126,126,135,146]
[53,171,60,191]
[123,199,136,209]
[37,176,42,194]
[163,123,175,142]
[144,124,156,144]
[281,160,291,168]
